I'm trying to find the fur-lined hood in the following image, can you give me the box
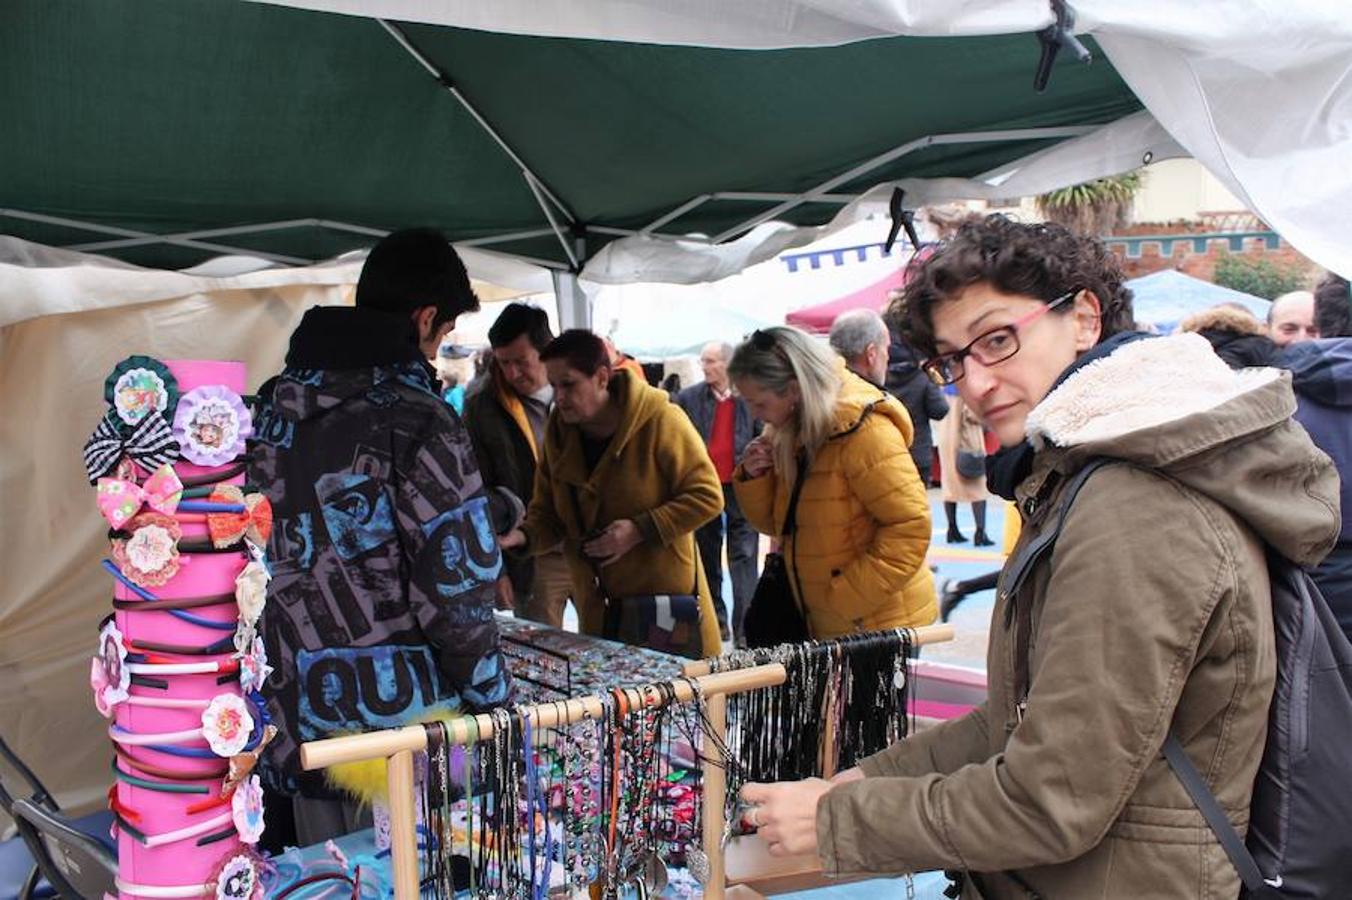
[1025,332,1340,566]
[1178,304,1266,337]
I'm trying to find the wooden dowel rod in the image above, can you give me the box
[702,691,728,900]
[386,749,419,900]
[680,624,956,678]
[300,663,787,770]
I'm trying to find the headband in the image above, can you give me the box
[108,693,254,757]
[108,512,249,589]
[114,849,266,900]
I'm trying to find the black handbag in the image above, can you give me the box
[743,451,811,648]
[956,449,987,480]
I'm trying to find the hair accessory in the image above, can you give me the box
[113,848,266,899]
[110,512,182,587]
[233,561,270,650]
[105,356,180,428]
[83,411,181,483]
[222,724,277,799]
[231,775,266,844]
[237,635,273,694]
[174,386,251,466]
[206,486,273,549]
[90,621,130,717]
[122,659,240,678]
[201,694,255,756]
[97,463,184,528]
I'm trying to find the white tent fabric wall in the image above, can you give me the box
[0,282,350,815]
[255,0,1352,281]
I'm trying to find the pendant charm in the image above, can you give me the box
[686,847,710,885]
[893,657,907,691]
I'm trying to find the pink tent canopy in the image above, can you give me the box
[784,266,908,333]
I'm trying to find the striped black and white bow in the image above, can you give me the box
[82,412,180,483]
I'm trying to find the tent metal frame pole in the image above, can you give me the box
[458,227,557,248]
[69,218,388,253]
[525,174,580,270]
[705,124,1097,243]
[377,19,576,227]
[0,208,312,266]
[714,191,859,203]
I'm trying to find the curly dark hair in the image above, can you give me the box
[1314,273,1351,338]
[889,214,1135,357]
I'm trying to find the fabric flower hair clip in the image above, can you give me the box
[174,386,252,467]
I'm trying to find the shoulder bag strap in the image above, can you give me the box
[1162,733,1269,894]
[1006,457,1115,711]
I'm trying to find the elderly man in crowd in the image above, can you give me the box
[674,341,761,644]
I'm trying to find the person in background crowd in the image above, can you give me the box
[499,330,724,657]
[730,325,935,638]
[435,339,472,413]
[881,293,950,485]
[828,309,892,387]
[937,392,993,545]
[675,341,761,644]
[1178,303,1277,369]
[463,303,575,627]
[827,309,941,632]
[603,335,647,381]
[1268,289,1320,346]
[250,228,512,844]
[1314,273,1351,338]
[1279,272,1352,640]
[741,214,1338,899]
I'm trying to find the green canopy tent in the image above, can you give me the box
[0,1,1145,292]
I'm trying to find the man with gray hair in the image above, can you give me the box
[675,341,761,644]
[829,308,891,386]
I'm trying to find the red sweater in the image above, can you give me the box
[708,396,736,483]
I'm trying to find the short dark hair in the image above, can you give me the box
[540,329,610,376]
[890,214,1135,356]
[356,228,478,328]
[1314,273,1352,338]
[488,303,554,350]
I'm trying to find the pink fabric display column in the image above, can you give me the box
[85,358,272,900]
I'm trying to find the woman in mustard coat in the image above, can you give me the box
[500,330,723,657]
[729,326,935,638]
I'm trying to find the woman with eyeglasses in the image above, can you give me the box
[737,215,1339,898]
[728,325,936,640]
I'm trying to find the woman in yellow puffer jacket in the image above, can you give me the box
[730,326,935,638]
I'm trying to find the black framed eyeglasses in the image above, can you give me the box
[921,290,1077,386]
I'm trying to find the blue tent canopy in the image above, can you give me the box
[1126,269,1269,332]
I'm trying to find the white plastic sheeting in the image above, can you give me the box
[253,0,1352,280]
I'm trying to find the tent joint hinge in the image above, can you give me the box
[1034,0,1093,93]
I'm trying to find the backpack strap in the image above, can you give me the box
[1005,457,1116,711]
[1161,734,1272,895]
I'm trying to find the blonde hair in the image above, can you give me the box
[729,326,842,478]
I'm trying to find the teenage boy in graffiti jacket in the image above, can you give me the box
[250,229,512,843]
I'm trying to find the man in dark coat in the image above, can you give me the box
[885,339,949,487]
[250,229,512,843]
[674,341,760,644]
[463,303,573,627]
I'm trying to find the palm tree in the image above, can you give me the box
[1035,172,1142,236]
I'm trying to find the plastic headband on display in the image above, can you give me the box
[115,849,269,900]
[108,693,255,756]
[108,512,250,590]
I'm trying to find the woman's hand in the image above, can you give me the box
[498,528,526,550]
[739,779,834,857]
[582,519,642,567]
[741,437,774,478]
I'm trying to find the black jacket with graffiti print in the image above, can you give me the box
[249,306,511,797]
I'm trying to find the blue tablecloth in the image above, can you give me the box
[276,828,952,899]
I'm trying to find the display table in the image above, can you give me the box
[274,828,955,899]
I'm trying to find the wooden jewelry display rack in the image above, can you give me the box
[683,624,956,899]
[300,663,787,900]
